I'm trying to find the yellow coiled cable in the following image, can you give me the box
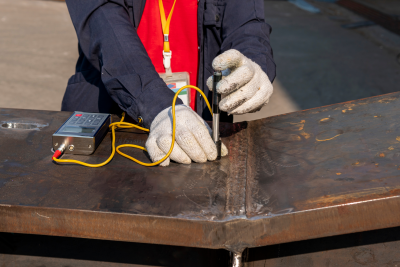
[52,85,213,167]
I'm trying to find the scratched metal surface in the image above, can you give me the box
[245,93,400,216]
[1,92,400,251]
[0,109,248,220]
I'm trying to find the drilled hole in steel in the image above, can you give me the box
[1,123,38,129]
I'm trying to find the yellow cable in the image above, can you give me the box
[52,85,212,167]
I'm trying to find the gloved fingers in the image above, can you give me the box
[157,134,191,165]
[206,74,227,92]
[193,111,213,134]
[185,117,218,161]
[192,112,229,158]
[175,129,208,163]
[145,136,170,167]
[159,157,171,167]
[216,64,255,94]
[212,49,245,71]
[206,76,213,91]
[219,77,259,113]
[229,82,273,114]
[221,142,229,157]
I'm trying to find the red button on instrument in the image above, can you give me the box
[75,114,82,117]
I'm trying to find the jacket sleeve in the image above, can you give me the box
[220,0,276,82]
[65,0,182,128]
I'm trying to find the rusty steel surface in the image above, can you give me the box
[1,92,400,252]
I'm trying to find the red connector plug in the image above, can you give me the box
[52,150,62,160]
[52,144,66,161]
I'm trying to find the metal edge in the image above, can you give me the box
[1,195,400,251]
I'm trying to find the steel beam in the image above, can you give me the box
[1,92,400,253]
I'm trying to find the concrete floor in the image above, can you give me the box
[235,0,400,121]
[1,0,400,123]
[0,0,77,111]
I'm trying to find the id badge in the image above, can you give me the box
[159,72,190,106]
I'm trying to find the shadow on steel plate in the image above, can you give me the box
[0,232,230,267]
[2,226,400,266]
[246,226,400,265]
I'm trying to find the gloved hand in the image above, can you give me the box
[145,105,228,167]
[207,49,273,114]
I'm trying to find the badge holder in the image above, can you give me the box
[159,50,191,107]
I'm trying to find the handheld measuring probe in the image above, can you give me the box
[212,71,222,159]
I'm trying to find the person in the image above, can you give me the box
[62,0,276,166]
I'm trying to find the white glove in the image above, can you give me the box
[207,49,273,114]
[145,105,228,167]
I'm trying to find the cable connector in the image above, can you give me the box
[52,144,66,161]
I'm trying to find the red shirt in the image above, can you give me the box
[137,0,199,111]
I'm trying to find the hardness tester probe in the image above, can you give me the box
[52,71,223,167]
[212,71,222,159]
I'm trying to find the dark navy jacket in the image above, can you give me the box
[62,0,276,128]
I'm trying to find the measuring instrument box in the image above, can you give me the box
[52,112,111,155]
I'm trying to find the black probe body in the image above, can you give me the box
[212,71,222,159]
